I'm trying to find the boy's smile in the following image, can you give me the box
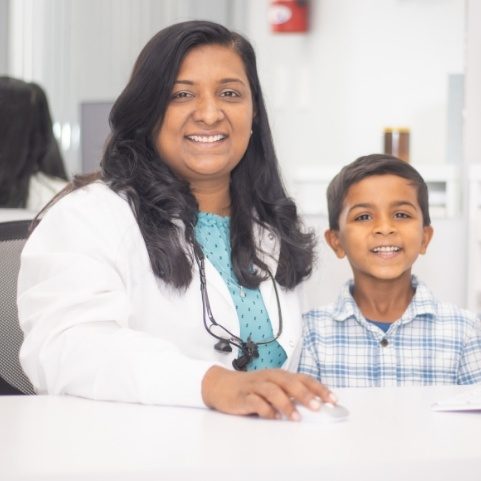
[325,174,433,285]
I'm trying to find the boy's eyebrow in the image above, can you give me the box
[348,203,373,211]
[348,200,418,213]
[390,200,418,209]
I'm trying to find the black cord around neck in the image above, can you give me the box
[193,245,283,371]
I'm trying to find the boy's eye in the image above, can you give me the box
[354,213,371,222]
[394,212,411,219]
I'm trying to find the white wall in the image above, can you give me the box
[241,0,465,179]
[7,0,241,175]
[7,0,479,309]
[465,0,481,312]
[8,0,465,176]
[239,0,470,309]
[464,0,481,168]
[0,0,8,74]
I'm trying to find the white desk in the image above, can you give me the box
[1,386,480,481]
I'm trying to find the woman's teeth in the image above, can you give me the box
[188,134,225,143]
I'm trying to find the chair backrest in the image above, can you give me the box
[0,220,35,395]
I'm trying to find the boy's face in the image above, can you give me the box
[325,174,433,284]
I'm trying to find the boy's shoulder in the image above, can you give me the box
[303,303,337,321]
[413,278,478,326]
[430,298,477,325]
[303,280,356,325]
[302,304,339,340]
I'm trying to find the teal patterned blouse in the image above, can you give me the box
[194,212,287,370]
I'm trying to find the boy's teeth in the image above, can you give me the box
[188,134,224,143]
[373,246,400,253]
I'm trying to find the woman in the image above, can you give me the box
[18,21,334,420]
[0,77,68,211]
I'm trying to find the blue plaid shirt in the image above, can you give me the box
[299,276,481,387]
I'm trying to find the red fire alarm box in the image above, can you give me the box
[269,0,309,33]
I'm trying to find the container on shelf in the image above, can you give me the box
[384,127,410,162]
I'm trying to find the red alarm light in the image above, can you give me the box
[269,0,309,33]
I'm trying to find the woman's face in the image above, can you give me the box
[155,44,254,187]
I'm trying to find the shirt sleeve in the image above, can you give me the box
[297,312,322,381]
[456,318,481,384]
[17,186,216,407]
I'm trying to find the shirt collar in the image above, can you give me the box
[332,275,437,324]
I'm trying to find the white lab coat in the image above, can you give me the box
[17,182,304,408]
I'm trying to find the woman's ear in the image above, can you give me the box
[420,225,434,255]
[324,229,346,259]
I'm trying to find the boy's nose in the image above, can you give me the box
[373,218,395,235]
[192,96,225,125]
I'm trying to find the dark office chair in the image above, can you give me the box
[0,220,35,395]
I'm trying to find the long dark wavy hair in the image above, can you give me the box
[55,20,315,290]
[0,77,68,207]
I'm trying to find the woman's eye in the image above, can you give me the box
[171,91,192,100]
[221,89,240,98]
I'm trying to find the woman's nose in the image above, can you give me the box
[192,95,224,125]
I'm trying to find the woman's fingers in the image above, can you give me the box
[252,371,335,419]
[251,380,300,420]
[244,392,279,419]
[302,372,337,403]
[201,366,335,420]
[278,372,336,406]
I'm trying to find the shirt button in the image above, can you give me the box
[268,233,274,240]
[380,338,389,347]
[289,340,295,347]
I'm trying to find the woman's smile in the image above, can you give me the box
[184,132,229,151]
[155,44,253,186]
[186,133,227,144]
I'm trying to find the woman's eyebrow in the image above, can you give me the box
[174,78,246,86]
[173,80,194,86]
[219,78,246,85]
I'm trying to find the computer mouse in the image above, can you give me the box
[295,402,350,423]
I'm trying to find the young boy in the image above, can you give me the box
[299,154,481,386]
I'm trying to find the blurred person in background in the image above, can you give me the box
[0,76,68,212]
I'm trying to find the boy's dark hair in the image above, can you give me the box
[326,154,431,230]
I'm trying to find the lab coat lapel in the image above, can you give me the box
[254,224,281,333]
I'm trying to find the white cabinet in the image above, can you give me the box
[467,165,481,312]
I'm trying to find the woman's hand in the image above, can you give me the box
[201,366,336,421]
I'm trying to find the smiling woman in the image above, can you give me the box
[155,43,254,211]
[17,20,335,420]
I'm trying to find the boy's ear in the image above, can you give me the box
[420,225,434,255]
[324,229,346,259]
